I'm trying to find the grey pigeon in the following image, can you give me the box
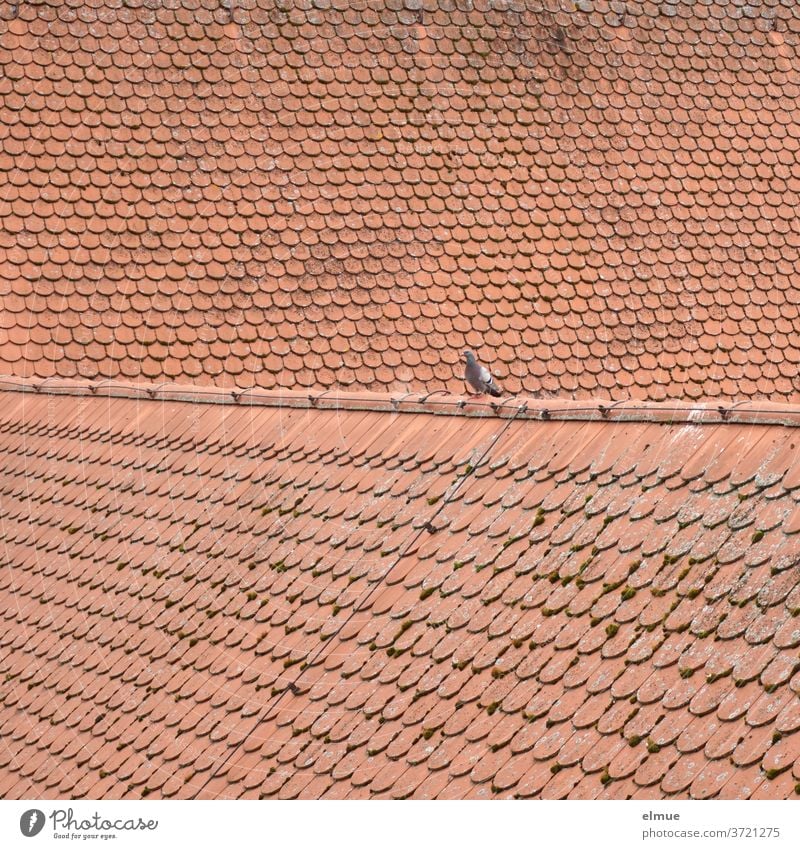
[463,351,502,397]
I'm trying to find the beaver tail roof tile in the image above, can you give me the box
[1,2,800,398]
[0,384,799,798]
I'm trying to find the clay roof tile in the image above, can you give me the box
[0,385,798,798]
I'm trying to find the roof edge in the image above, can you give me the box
[1,375,799,427]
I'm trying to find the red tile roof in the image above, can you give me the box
[2,2,800,399]
[1,381,800,799]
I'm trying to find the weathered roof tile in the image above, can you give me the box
[1,2,800,398]
[1,386,799,798]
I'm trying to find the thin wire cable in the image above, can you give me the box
[190,402,528,798]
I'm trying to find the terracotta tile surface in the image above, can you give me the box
[2,1,800,400]
[1,387,800,799]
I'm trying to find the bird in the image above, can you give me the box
[463,350,502,397]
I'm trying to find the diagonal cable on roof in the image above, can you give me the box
[190,402,529,798]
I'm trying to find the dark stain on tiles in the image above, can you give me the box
[1,2,800,399]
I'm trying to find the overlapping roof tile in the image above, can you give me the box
[1,384,800,799]
[2,1,800,399]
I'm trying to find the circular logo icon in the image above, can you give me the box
[20,810,45,837]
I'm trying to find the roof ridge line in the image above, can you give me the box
[1,375,799,427]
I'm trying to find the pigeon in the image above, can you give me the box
[463,351,502,397]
